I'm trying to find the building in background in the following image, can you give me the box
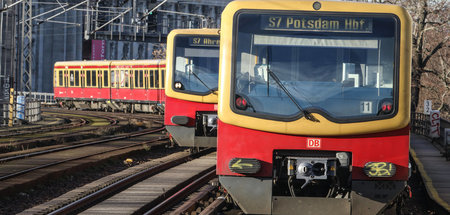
[1,0,231,95]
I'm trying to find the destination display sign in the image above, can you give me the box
[261,15,373,33]
[189,37,220,47]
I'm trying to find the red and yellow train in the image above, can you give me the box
[164,29,220,147]
[54,59,165,113]
[217,1,412,214]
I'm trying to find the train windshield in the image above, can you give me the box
[173,35,220,95]
[233,12,398,121]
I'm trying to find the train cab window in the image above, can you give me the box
[58,70,63,87]
[86,70,92,87]
[103,70,109,87]
[161,69,165,88]
[233,13,398,121]
[92,70,97,87]
[155,70,160,88]
[150,70,155,88]
[75,70,80,86]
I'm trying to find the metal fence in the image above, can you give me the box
[18,91,55,104]
[411,112,450,160]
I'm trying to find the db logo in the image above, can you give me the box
[307,138,321,149]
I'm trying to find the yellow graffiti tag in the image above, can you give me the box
[231,159,253,169]
[366,162,394,177]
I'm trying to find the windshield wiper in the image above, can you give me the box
[267,68,319,122]
[188,67,217,95]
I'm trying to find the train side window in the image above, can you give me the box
[120,70,129,88]
[134,70,139,88]
[92,70,97,87]
[161,69,165,88]
[75,70,80,87]
[80,71,85,87]
[155,69,160,88]
[104,70,109,87]
[150,70,155,88]
[144,70,149,89]
[58,70,63,87]
[111,70,115,87]
[130,70,134,89]
[138,70,144,88]
[86,70,92,87]
[70,70,75,87]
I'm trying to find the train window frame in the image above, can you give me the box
[138,70,144,88]
[229,10,401,123]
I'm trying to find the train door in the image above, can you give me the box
[97,70,102,99]
[160,68,165,103]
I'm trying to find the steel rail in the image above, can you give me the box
[47,150,214,215]
[144,169,217,215]
[0,131,167,181]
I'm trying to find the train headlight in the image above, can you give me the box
[363,162,396,177]
[229,158,261,174]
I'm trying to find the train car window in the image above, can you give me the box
[162,69,165,88]
[92,70,97,87]
[144,70,149,89]
[155,70,160,88]
[103,70,109,87]
[80,71,85,87]
[69,70,75,87]
[120,70,129,88]
[150,70,155,88]
[130,70,134,89]
[86,70,91,87]
[58,70,63,87]
[74,70,80,87]
[111,70,115,88]
[138,70,144,88]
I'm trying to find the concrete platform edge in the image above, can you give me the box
[410,148,450,212]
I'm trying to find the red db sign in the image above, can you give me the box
[307,138,321,149]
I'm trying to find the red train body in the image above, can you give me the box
[54,60,165,113]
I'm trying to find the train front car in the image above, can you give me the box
[217,1,412,214]
[165,29,220,147]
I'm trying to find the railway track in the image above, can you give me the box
[0,125,168,195]
[0,108,163,154]
[19,150,224,215]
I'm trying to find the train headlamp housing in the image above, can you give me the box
[363,162,396,177]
